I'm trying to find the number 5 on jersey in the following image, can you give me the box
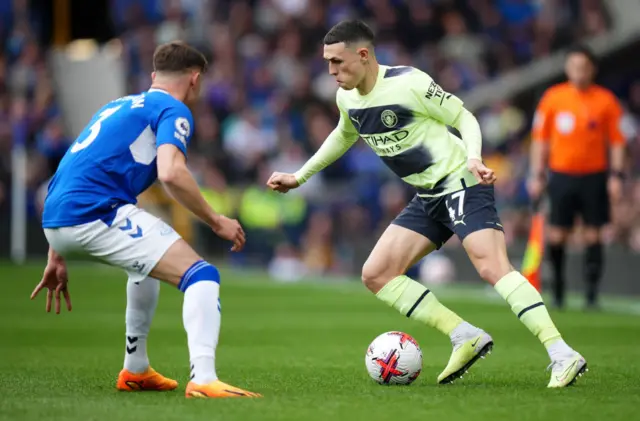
[70,105,123,153]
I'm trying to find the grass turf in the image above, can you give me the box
[1,262,639,421]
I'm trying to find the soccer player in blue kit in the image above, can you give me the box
[31,42,260,398]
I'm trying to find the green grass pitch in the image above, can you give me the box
[1,262,639,421]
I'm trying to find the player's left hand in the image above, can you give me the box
[467,159,497,185]
[607,175,623,203]
[30,260,72,314]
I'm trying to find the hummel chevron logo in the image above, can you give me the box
[126,336,138,354]
[119,218,143,239]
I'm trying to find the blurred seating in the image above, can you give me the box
[2,0,639,273]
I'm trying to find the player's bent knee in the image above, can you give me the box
[361,263,377,290]
[361,225,431,293]
[178,260,220,292]
[361,260,400,293]
[463,229,513,285]
[150,239,205,285]
[473,252,513,285]
[476,264,507,285]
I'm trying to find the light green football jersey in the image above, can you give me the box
[336,65,478,197]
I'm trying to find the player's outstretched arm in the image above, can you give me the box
[157,144,245,251]
[267,126,358,193]
[268,93,359,193]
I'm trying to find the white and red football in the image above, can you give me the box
[365,331,423,385]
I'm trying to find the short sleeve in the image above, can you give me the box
[605,92,625,146]
[156,105,194,156]
[532,89,555,143]
[412,71,464,126]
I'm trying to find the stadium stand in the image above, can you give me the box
[0,0,638,279]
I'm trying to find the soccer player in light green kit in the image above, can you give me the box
[267,20,586,388]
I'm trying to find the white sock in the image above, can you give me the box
[547,339,574,361]
[183,280,220,384]
[449,321,479,345]
[124,277,160,373]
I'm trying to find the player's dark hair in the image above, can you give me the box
[566,44,597,66]
[153,41,208,74]
[323,20,375,46]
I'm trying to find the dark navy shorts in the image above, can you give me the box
[391,184,503,248]
[547,171,609,228]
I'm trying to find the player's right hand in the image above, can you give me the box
[212,215,246,252]
[31,261,72,314]
[266,172,299,193]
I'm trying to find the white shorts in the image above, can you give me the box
[44,204,182,283]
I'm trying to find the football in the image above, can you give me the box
[365,331,423,385]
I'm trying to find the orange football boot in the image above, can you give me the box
[185,380,262,398]
[116,367,178,391]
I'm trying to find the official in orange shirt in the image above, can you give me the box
[528,45,625,310]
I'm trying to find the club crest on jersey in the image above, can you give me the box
[381,109,398,129]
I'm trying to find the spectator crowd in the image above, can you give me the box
[1,0,639,278]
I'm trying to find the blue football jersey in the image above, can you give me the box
[42,89,194,228]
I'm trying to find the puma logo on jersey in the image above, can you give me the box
[350,116,361,127]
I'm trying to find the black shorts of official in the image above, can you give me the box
[547,171,609,228]
[391,184,504,249]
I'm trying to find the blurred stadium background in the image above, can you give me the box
[1,0,639,297]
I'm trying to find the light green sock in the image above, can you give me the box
[376,275,463,336]
[494,271,561,348]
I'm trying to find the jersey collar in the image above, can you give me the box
[147,88,170,95]
[358,64,386,98]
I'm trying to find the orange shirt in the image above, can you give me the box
[532,82,624,174]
